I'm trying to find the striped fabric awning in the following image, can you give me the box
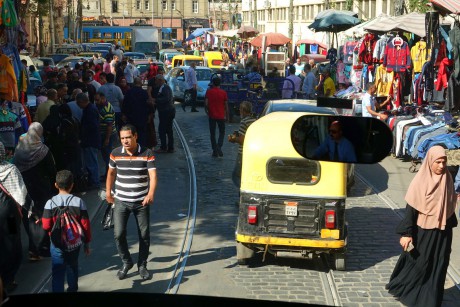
[430,0,460,14]
[364,12,426,37]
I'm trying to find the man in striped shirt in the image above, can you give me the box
[106,124,157,281]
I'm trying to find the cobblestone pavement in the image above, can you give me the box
[175,106,460,307]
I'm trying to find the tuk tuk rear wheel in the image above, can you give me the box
[236,242,255,265]
[333,253,346,271]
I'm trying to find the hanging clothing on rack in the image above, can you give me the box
[358,33,377,64]
[0,53,18,102]
[375,64,394,97]
[383,36,412,73]
[435,57,453,91]
[411,40,429,74]
[373,34,390,63]
[449,24,460,80]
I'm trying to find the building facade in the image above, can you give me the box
[240,0,397,43]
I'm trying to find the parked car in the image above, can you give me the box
[26,77,42,108]
[20,54,41,71]
[259,99,337,118]
[37,57,56,69]
[165,66,213,103]
[77,52,106,63]
[48,54,71,66]
[158,49,183,66]
[56,56,92,69]
[123,52,147,60]
[135,60,167,84]
[55,44,84,54]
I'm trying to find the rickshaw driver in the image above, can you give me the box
[313,121,357,163]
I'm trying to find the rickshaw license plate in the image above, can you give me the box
[285,205,298,216]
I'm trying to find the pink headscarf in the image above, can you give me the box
[405,145,457,230]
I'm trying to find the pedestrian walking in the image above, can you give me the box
[153,74,175,153]
[105,124,157,281]
[301,63,317,99]
[228,101,256,188]
[0,142,33,293]
[184,62,198,112]
[41,170,92,293]
[121,77,151,148]
[94,92,117,179]
[13,122,57,260]
[205,77,228,157]
[386,145,458,307]
[76,93,101,190]
[98,73,124,133]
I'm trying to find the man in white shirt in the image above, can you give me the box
[110,55,119,76]
[184,62,198,112]
[124,59,136,87]
[293,58,304,76]
[362,82,390,120]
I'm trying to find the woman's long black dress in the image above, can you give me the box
[386,204,458,307]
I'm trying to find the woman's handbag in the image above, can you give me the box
[101,203,114,230]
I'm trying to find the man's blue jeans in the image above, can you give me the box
[208,117,225,152]
[113,199,150,268]
[50,243,80,292]
[82,146,100,187]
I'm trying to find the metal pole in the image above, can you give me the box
[49,0,55,53]
[152,0,155,26]
[170,0,173,39]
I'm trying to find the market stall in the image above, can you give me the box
[331,8,460,164]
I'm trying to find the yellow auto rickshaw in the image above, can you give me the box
[235,111,393,270]
[235,111,349,270]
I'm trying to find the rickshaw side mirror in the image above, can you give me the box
[290,115,394,164]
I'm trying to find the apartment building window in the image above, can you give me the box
[112,0,118,12]
[145,0,149,10]
[96,2,98,9]
[162,0,168,10]
[136,1,141,9]
[192,0,198,13]
[171,1,176,10]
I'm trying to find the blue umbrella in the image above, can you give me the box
[308,9,361,33]
[185,28,213,41]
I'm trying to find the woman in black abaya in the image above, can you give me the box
[386,145,458,307]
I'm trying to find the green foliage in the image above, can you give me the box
[407,0,430,13]
[28,0,49,16]
[345,0,354,11]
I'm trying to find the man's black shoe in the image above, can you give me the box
[117,263,134,280]
[181,104,186,112]
[212,150,218,157]
[191,109,199,112]
[217,149,223,157]
[138,266,150,280]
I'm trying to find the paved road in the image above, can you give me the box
[11,104,460,306]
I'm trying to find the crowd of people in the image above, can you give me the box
[0,47,176,296]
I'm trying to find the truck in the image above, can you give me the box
[131,26,162,59]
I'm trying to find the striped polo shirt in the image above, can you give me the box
[109,144,156,203]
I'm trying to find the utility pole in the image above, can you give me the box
[288,0,293,42]
[77,0,82,43]
[253,0,257,29]
[170,0,173,38]
[49,0,55,53]
[38,7,44,56]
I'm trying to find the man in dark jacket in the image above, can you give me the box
[153,74,175,153]
[76,93,101,189]
[121,77,152,147]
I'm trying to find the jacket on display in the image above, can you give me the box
[383,36,411,72]
[358,33,377,64]
[449,25,460,80]
[411,40,430,73]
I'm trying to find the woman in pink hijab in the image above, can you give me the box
[386,145,458,307]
